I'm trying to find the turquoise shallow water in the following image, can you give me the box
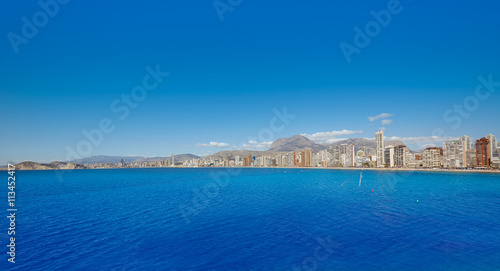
[1,168,500,270]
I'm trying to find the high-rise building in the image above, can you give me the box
[486,134,500,168]
[235,155,240,167]
[394,145,409,167]
[340,144,355,167]
[318,150,331,166]
[171,154,175,167]
[476,137,491,168]
[306,149,312,167]
[299,149,313,167]
[384,145,394,167]
[329,145,341,167]
[443,135,474,168]
[406,152,417,168]
[283,152,294,167]
[376,131,385,168]
[243,156,252,167]
[466,150,476,168]
[422,147,443,168]
[312,153,320,167]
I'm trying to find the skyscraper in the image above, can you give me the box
[329,145,341,167]
[422,147,443,168]
[476,137,491,168]
[340,144,355,167]
[486,134,500,168]
[443,135,474,168]
[394,145,409,167]
[376,131,385,168]
[299,149,312,167]
[243,156,252,167]
[384,145,394,167]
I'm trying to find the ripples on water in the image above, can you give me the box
[1,168,499,270]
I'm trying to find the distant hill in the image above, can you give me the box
[269,135,325,152]
[68,154,199,164]
[0,161,82,171]
[2,154,201,171]
[269,135,405,153]
[207,135,408,160]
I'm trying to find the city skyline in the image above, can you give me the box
[2,1,500,165]
[4,131,500,168]
[1,118,500,165]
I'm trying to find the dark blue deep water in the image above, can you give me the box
[2,168,500,270]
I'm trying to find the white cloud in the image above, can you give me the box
[368,113,393,122]
[196,141,230,148]
[381,119,393,125]
[324,138,349,144]
[197,150,213,156]
[301,130,363,143]
[243,140,273,150]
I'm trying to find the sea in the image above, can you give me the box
[1,168,500,270]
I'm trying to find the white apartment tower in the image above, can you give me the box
[376,131,385,167]
[443,135,474,168]
[340,144,355,167]
[384,145,395,167]
[486,134,500,168]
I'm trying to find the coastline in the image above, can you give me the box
[3,165,500,174]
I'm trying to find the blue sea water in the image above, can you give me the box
[1,168,500,270]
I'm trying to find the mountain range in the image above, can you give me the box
[207,135,405,159]
[1,161,83,171]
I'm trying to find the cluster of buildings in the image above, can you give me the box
[181,132,500,170]
[80,133,500,170]
[83,156,176,169]
[375,132,499,169]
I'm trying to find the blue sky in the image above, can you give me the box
[1,0,500,164]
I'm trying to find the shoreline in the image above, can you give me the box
[4,166,500,174]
